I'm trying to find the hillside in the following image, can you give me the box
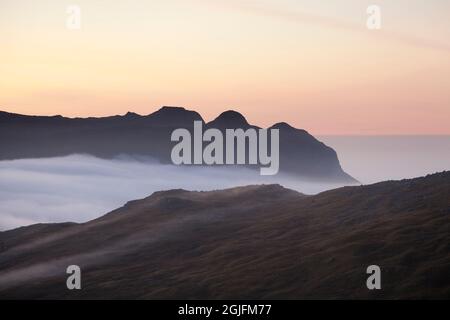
[0,172,449,299]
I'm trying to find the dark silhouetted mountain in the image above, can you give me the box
[269,122,350,181]
[0,171,449,299]
[0,106,355,182]
[145,106,203,126]
[207,110,251,129]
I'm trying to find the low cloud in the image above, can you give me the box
[0,154,344,231]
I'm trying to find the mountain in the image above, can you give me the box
[0,171,449,299]
[0,107,355,182]
[207,110,251,129]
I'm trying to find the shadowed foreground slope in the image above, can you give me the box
[0,172,449,299]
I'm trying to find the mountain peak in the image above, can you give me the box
[148,106,203,125]
[271,122,307,134]
[216,110,247,123]
[208,110,249,128]
[272,122,294,129]
[124,111,141,118]
[159,106,186,112]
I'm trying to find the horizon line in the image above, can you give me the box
[2,106,450,136]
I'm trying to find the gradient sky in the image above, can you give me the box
[1,0,449,134]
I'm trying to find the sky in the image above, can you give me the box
[1,0,449,135]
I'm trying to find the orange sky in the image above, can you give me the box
[1,0,449,134]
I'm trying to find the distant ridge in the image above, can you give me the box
[0,106,355,182]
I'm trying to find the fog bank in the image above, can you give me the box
[321,135,450,184]
[0,155,344,230]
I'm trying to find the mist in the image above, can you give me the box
[0,154,344,231]
[3,136,448,231]
[321,135,450,184]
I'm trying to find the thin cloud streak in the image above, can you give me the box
[206,0,450,53]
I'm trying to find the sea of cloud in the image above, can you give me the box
[3,135,450,231]
[0,154,346,231]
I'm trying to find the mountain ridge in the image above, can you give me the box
[0,106,356,182]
